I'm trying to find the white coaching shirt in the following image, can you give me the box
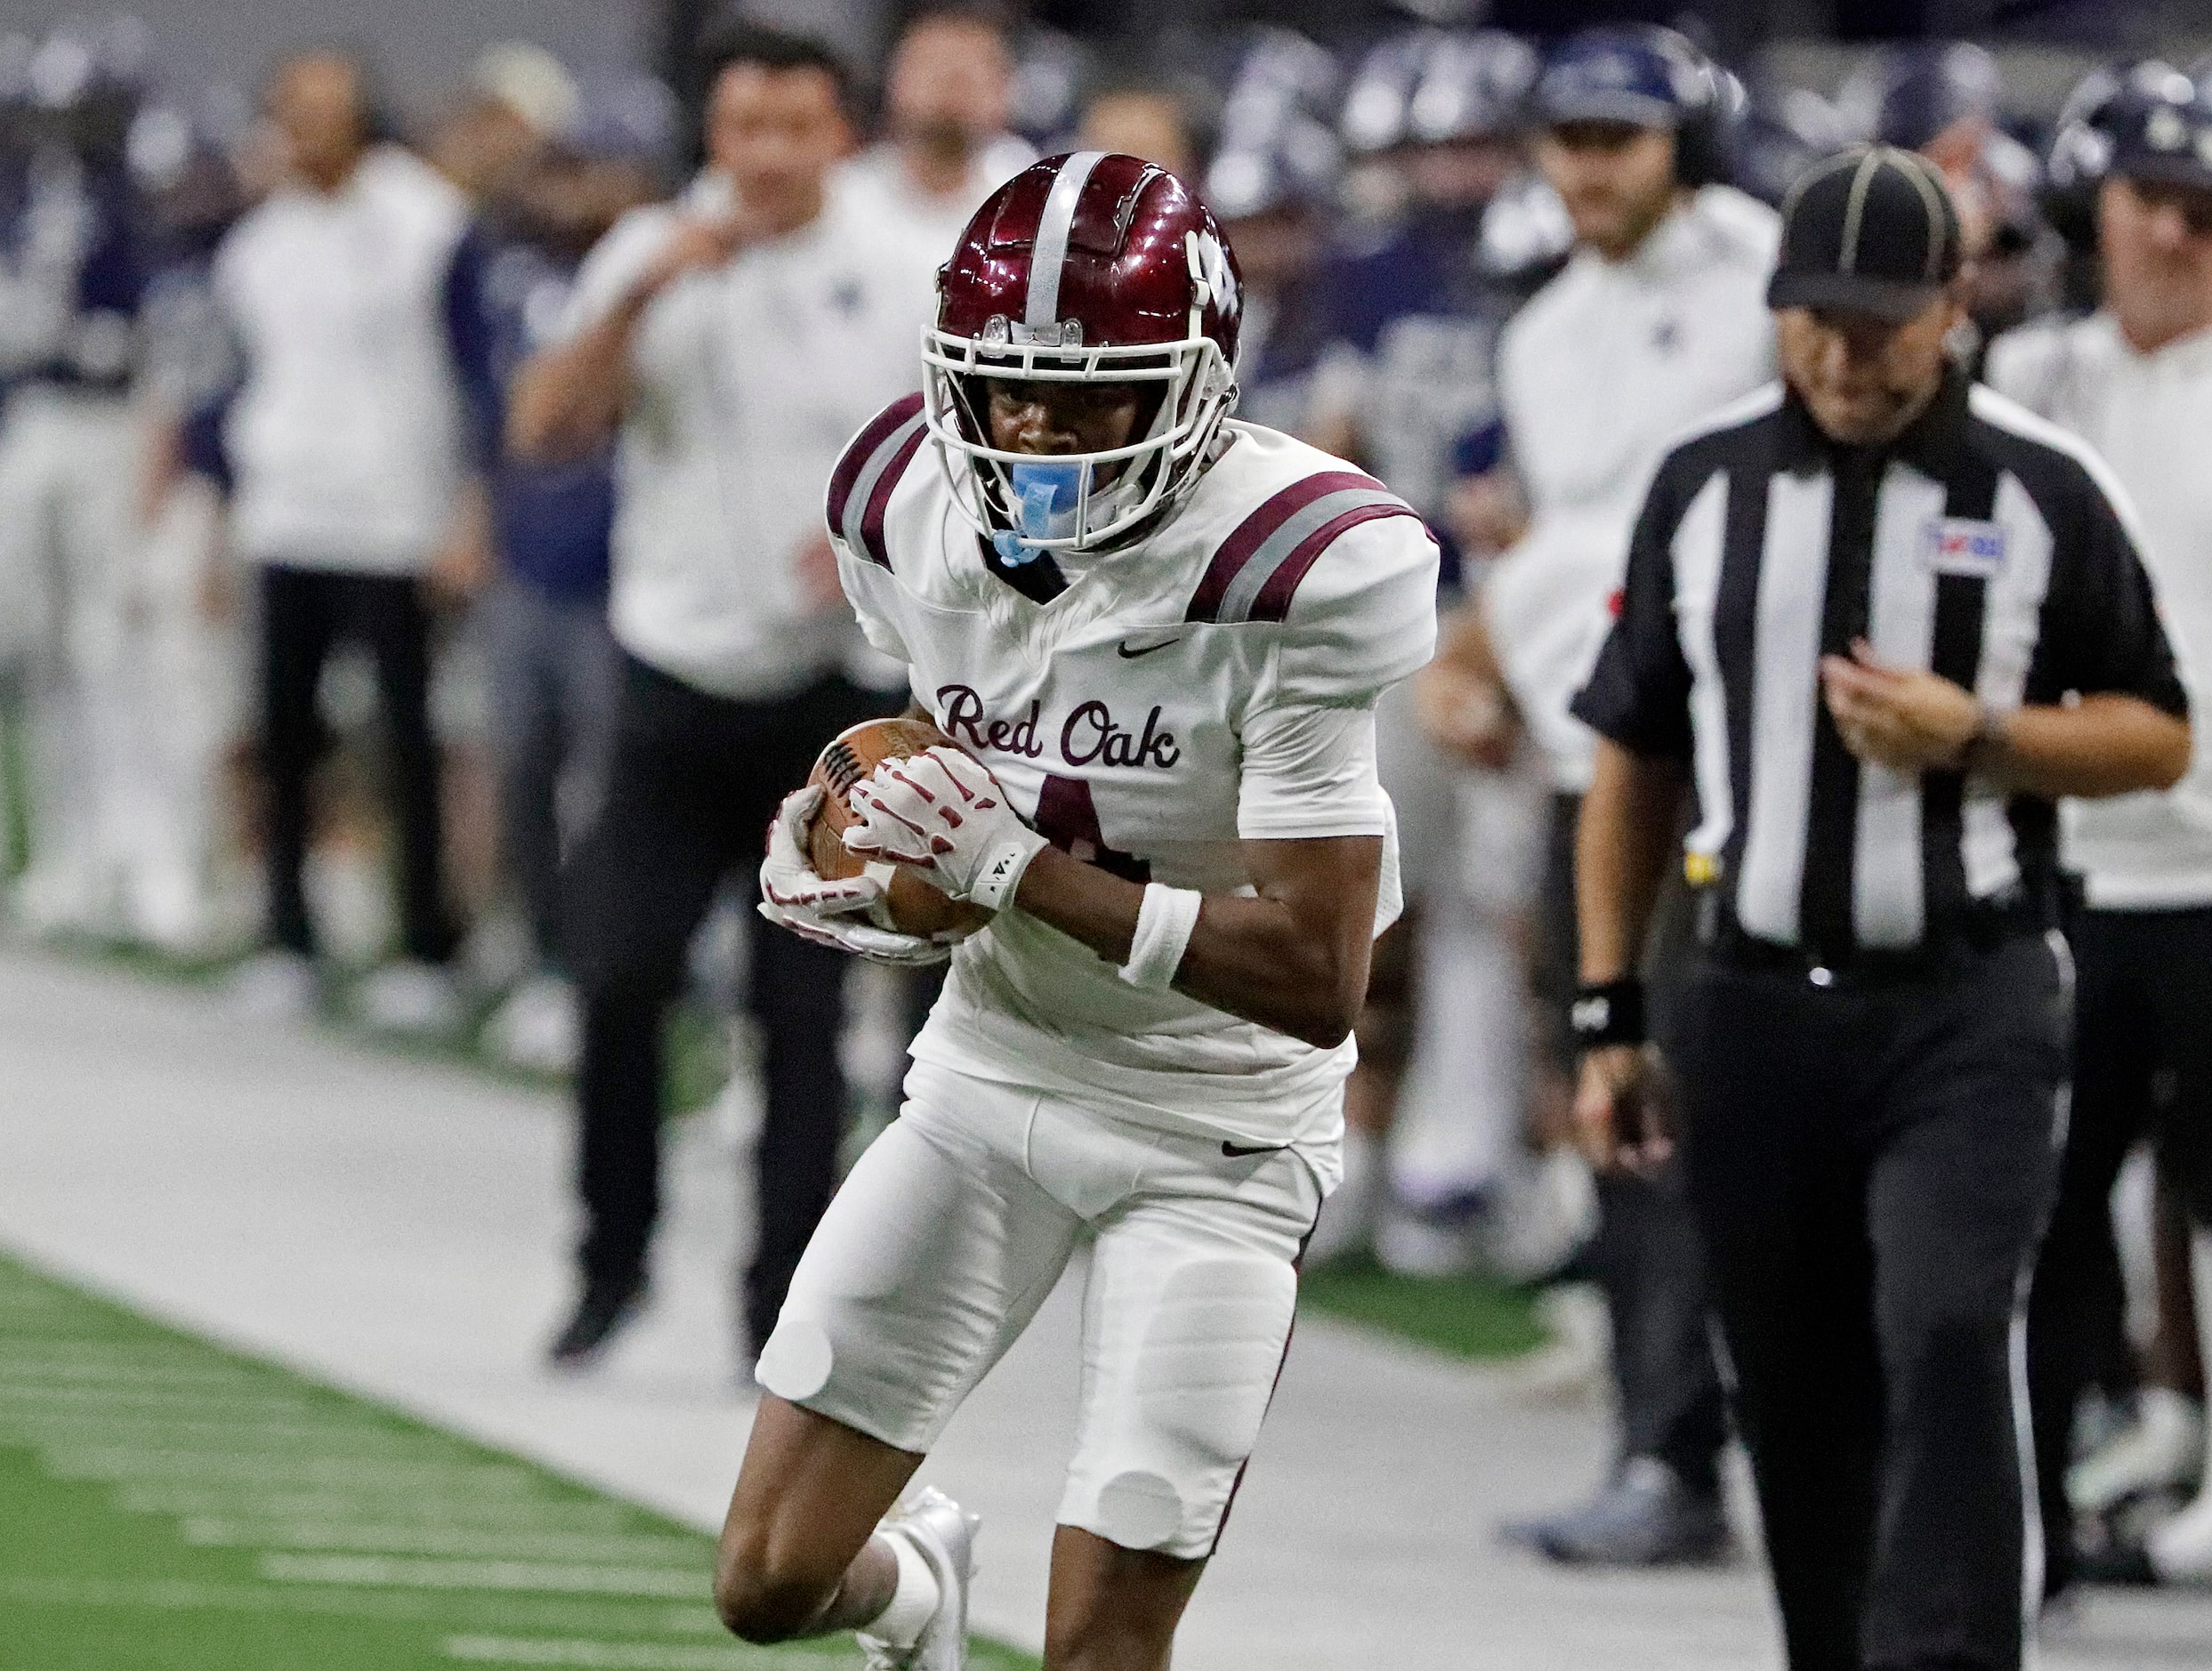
[1484,184,1779,792]
[565,174,933,700]
[214,146,472,572]
[1987,313,2212,908]
[828,413,1438,1161]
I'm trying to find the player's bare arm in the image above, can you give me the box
[1012,836,1380,1049]
[1570,737,1685,1175]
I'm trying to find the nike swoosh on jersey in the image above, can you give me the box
[1117,636,1182,658]
[1221,1141,1291,1157]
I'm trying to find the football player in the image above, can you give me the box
[717,152,1438,1669]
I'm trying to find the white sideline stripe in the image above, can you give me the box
[186,1519,706,1563]
[443,1637,828,1669]
[261,1554,707,1598]
[116,1486,627,1523]
[46,1449,541,1488]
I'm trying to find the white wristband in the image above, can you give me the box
[968,827,1048,912]
[1118,883,1203,991]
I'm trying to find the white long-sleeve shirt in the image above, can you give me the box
[1986,312,2212,908]
[1484,185,1780,792]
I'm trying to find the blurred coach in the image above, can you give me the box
[1572,148,2189,1671]
[509,26,926,1372]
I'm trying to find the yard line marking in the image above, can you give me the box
[260,1554,708,1598]
[43,1449,544,1489]
[111,1484,636,1524]
[0,1574,728,1635]
[3,1413,426,1448]
[183,1519,708,1563]
[0,1380,317,1414]
[0,1356,270,1386]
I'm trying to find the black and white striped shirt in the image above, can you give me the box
[1574,368,2187,957]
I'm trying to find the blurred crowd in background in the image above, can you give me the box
[8,0,2212,1613]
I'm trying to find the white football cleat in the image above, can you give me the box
[858,1486,978,1671]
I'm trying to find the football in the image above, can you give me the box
[806,718,996,941]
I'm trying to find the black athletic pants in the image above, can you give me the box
[258,564,453,962]
[562,653,888,1352]
[2028,904,2212,1597]
[1535,793,1730,1488]
[1673,932,2067,1671]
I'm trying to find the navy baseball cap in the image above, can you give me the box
[2107,64,2212,193]
[1531,27,1707,130]
[1769,146,1963,322]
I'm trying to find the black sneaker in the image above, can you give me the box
[547,1272,648,1370]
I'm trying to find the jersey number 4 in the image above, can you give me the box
[1034,775,1150,885]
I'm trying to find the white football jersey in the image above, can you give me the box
[826,404,1440,1151]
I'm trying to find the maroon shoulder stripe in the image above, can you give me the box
[1247,502,1423,623]
[856,424,929,572]
[824,392,925,546]
[1185,471,1384,624]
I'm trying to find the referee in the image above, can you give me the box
[1570,148,2190,1671]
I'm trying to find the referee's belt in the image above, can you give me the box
[1699,890,2043,986]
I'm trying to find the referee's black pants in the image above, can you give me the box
[2028,905,2212,1596]
[561,653,888,1352]
[1672,932,2067,1671]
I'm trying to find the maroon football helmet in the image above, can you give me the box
[922,152,1244,554]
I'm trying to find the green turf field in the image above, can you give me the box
[0,1254,1037,1671]
[1298,1255,1546,1360]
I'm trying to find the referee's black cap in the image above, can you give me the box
[1768,145,1963,323]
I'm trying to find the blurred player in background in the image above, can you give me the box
[198,49,486,1031]
[724,151,1436,1670]
[1299,28,1543,1268]
[1425,24,1778,1566]
[0,26,155,940]
[509,25,932,1372]
[1987,64,2212,1595]
[1200,28,1342,440]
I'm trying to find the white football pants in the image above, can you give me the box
[757,1060,1323,1559]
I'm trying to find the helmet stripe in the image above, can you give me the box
[1025,150,1109,329]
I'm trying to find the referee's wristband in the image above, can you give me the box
[1570,979,1646,1053]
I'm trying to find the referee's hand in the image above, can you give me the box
[1819,639,1982,774]
[1574,1044,1675,1176]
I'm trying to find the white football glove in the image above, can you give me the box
[844,747,1049,910]
[757,786,951,967]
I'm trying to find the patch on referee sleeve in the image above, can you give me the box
[1922,517,2007,577]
